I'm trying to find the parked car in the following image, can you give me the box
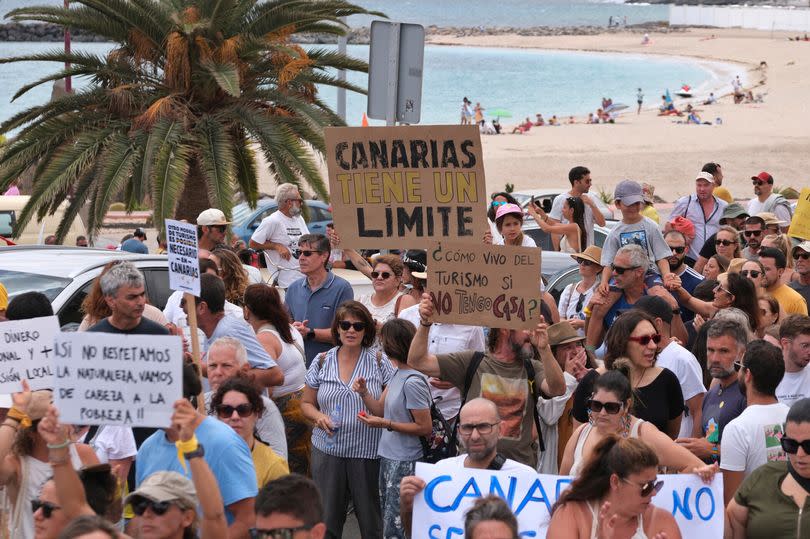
[510,188,616,223]
[522,220,610,252]
[231,198,332,245]
[0,195,87,246]
[546,265,585,304]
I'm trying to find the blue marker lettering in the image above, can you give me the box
[671,487,693,520]
[451,477,483,510]
[447,527,464,538]
[428,524,442,539]
[424,475,454,512]
[515,478,551,515]
[489,475,518,507]
[695,487,715,521]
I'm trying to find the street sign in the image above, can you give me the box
[368,21,425,125]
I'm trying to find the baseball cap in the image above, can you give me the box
[614,180,644,206]
[196,208,231,226]
[133,227,147,240]
[793,241,810,255]
[696,171,715,184]
[751,172,773,184]
[125,471,198,510]
[720,203,748,221]
[495,203,523,221]
[548,321,585,347]
[634,295,674,324]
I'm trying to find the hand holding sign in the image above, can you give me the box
[172,399,201,442]
[10,378,33,415]
[529,316,550,351]
[37,404,70,448]
[417,292,434,325]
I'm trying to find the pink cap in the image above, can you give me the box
[495,203,524,221]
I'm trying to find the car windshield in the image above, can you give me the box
[231,203,256,227]
[0,269,71,301]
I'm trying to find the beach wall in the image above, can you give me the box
[670,5,810,31]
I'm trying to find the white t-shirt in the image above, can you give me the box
[747,194,792,225]
[720,402,789,475]
[79,426,137,463]
[435,454,536,474]
[494,234,536,247]
[163,289,243,327]
[655,341,706,438]
[776,368,810,407]
[549,191,597,247]
[250,211,309,288]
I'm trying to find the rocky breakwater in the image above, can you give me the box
[0,22,108,42]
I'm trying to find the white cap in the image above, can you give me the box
[196,208,231,226]
[696,171,715,184]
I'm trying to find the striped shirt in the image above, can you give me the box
[305,346,396,459]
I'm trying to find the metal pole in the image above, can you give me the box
[64,0,72,93]
[385,23,400,126]
[337,17,347,121]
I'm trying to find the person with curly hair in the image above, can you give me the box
[211,248,250,307]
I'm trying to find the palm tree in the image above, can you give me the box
[0,0,377,240]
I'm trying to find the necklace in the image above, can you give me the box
[633,367,649,388]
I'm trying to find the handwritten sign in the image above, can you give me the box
[427,241,542,330]
[324,125,488,249]
[412,463,724,538]
[0,315,60,393]
[788,188,810,240]
[166,219,200,296]
[53,332,183,428]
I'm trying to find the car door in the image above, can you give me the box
[141,267,172,310]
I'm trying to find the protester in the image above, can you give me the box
[747,172,792,230]
[352,319,431,539]
[670,171,727,262]
[400,250,428,304]
[285,233,354,366]
[664,229,704,324]
[758,247,808,315]
[5,291,53,320]
[253,474,327,539]
[671,271,760,333]
[120,228,148,254]
[759,294,781,334]
[776,315,810,406]
[693,202,748,273]
[557,246,603,336]
[761,233,795,283]
[790,241,810,306]
[56,516,119,539]
[547,166,607,248]
[740,258,768,299]
[196,208,230,251]
[486,192,521,245]
[211,376,290,487]
[726,398,810,537]
[720,340,788,505]
[702,254,729,280]
[301,301,394,538]
[703,162,732,202]
[464,495,519,539]
[640,182,660,224]
[529,196,587,253]
[243,283,309,474]
[210,247,250,306]
[741,216,767,259]
[354,254,417,326]
[483,203,536,247]
[408,293,565,468]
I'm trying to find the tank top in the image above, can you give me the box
[570,419,645,476]
[358,292,402,324]
[589,501,648,539]
[257,324,306,397]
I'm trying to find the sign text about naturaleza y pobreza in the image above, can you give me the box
[0,315,61,393]
[53,332,183,428]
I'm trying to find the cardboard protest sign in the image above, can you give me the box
[324,125,488,249]
[427,241,542,330]
[166,219,200,296]
[0,315,60,393]
[412,463,724,538]
[53,332,183,428]
[788,188,810,240]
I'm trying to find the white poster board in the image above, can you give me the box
[412,463,723,538]
[0,315,61,393]
[165,219,200,296]
[53,332,183,428]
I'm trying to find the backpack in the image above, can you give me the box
[452,351,546,453]
[405,374,456,463]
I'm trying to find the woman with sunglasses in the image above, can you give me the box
[355,254,417,328]
[561,364,713,477]
[551,437,681,539]
[301,301,395,538]
[713,225,742,260]
[738,259,768,296]
[211,376,289,487]
[558,247,603,336]
[702,254,729,281]
[528,196,588,253]
[671,271,760,333]
[400,249,428,304]
[727,398,810,537]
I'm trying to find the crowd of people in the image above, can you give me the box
[0,166,809,538]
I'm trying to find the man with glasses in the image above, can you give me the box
[789,241,810,307]
[664,230,704,325]
[254,474,327,539]
[284,234,353,366]
[670,171,727,264]
[741,215,767,259]
[758,247,808,315]
[693,202,749,274]
[249,183,309,288]
[776,315,810,406]
[747,171,792,232]
[719,339,788,505]
[197,207,231,251]
[547,166,606,248]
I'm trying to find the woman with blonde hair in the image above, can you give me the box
[713,225,742,260]
[761,233,796,283]
[211,248,249,306]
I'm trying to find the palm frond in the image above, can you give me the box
[194,116,236,214]
[201,60,241,97]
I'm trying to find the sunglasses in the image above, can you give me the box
[741,269,761,278]
[611,264,640,274]
[714,283,733,296]
[628,333,662,346]
[371,271,392,280]
[294,249,323,259]
[715,239,737,247]
[623,478,664,498]
[490,200,508,207]
[781,436,810,455]
[338,321,366,332]
[577,259,596,267]
[210,224,227,232]
[132,498,172,516]
[669,246,687,254]
[250,527,313,539]
[795,252,810,261]
[216,403,255,418]
[743,229,763,237]
[752,179,771,186]
[586,399,623,414]
[31,500,61,519]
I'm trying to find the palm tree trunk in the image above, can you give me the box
[175,156,211,222]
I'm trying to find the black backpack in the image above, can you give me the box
[405,374,456,463]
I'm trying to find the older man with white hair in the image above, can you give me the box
[203,336,287,459]
[249,183,309,287]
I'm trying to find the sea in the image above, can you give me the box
[0,0,743,127]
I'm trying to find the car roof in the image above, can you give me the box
[0,246,166,279]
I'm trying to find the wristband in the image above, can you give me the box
[46,439,72,450]
[419,319,433,327]
[7,407,32,429]
[175,435,199,472]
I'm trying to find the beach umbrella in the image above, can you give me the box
[488,108,513,118]
[665,89,673,104]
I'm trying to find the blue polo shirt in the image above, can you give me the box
[285,271,354,366]
[207,315,277,369]
[676,265,704,323]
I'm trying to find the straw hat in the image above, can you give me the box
[571,245,603,266]
[755,212,786,227]
[548,321,585,347]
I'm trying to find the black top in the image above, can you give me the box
[86,317,170,335]
[572,367,685,435]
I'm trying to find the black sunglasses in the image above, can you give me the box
[31,499,61,519]
[669,246,687,254]
[715,239,737,247]
[623,478,664,498]
[250,527,313,539]
[294,249,323,259]
[132,498,172,516]
[339,321,366,332]
[371,271,392,280]
[577,259,596,267]
[781,436,810,455]
[741,269,761,278]
[752,179,771,186]
[210,224,227,232]
[611,264,640,274]
[743,229,763,237]
[586,399,623,414]
[216,403,255,418]
[795,252,810,261]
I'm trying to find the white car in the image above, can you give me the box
[510,188,616,223]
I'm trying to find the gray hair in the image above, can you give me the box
[207,336,248,367]
[713,308,755,342]
[275,183,300,205]
[99,261,144,297]
[464,495,519,539]
[706,316,749,352]
[616,244,649,270]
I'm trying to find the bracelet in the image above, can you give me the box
[176,435,199,472]
[419,319,433,327]
[46,439,72,450]
[7,407,32,429]
[387,420,394,432]
[1,422,19,432]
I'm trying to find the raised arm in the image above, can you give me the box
[405,294,443,378]
[533,317,565,397]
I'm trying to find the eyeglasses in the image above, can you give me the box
[669,246,687,254]
[216,403,255,418]
[733,360,746,371]
[371,271,392,280]
[586,399,623,414]
[491,200,507,207]
[31,500,61,519]
[210,224,227,232]
[794,252,810,261]
[338,321,366,332]
[713,283,733,296]
[743,229,763,237]
[458,421,500,435]
[715,239,737,247]
[781,436,810,455]
[250,527,313,539]
[577,259,596,267]
[295,250,323,259]
[611,264,640,274]
[628,333,662,346]
[741,269,761,278]
[622,478,664,498]
[131,498,172,516]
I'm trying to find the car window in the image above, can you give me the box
[309,206,332,223]
[0,269,71,301]
[0,211,15,237]
[142,268,172,310]
[548,268,581,303]
[58,280,95,329]
[523,227,554,251]
[250,206,278,230]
